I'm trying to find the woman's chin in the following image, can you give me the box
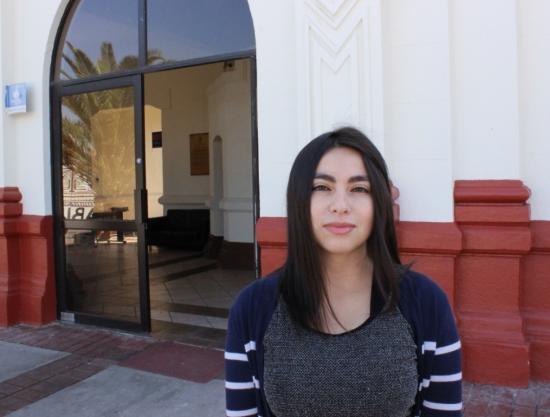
[319,243,365,257]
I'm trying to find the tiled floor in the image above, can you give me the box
[147,247,255,333]
[65,242,256,348]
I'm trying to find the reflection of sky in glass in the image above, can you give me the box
[61,0,138,79]
[147,0,255,63]
[62,104,81,124]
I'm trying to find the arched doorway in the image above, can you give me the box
[51,0,257,334]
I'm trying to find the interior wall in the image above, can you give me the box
[207,60,253,243]
[145,64,222,212]
[145,60,254,241]
[144,105,163,218]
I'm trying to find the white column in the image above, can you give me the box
[518,0,550,221]
[382,0,454,221]
[249,0,299,217]
[450,0,520,180]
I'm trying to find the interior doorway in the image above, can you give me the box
[143,60,257,347]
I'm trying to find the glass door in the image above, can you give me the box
[52,75,150,332]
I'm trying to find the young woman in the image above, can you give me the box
[225,127,462,417]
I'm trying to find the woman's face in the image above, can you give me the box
[310,146,374,257]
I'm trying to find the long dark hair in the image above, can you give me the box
[279,126,406,332]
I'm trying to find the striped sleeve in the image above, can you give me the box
[225,301,259,417]
[418,292,463,417]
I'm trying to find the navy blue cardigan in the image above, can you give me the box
[225,270,462,417]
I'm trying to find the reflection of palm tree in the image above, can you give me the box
[61,42,165,185]
[61,40,165,80]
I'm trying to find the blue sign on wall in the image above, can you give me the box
[4,83,27,114]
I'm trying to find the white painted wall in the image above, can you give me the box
[0,0,69,214]
[2,0,550,222]
[0,2,7,188]
[450,0,520,180]
[382,0,454,222]
[207,60,253,243]
[518,0,550,220]
[145,64,222,211]
[248,0,298,217]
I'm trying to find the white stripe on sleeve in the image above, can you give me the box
[421,341,436,354]
[244,341,256,352]
[435,340,461,355]
[423,400,463,411]
[419,372,462,391]
[225,377,260,390]
[226,407,258,416]
[431,372,462,382]
[224,352,248,362]
[225,381,255,390]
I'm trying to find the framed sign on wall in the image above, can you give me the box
[190,132,209,175]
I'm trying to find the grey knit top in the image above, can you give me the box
[263,298,418,417]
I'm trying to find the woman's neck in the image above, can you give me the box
[322,249,373,293]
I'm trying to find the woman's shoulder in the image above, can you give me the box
[230,269,281,314]
[398,268,452,313]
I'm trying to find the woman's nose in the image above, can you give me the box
[329,190,350,214]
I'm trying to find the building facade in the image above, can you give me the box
[1,0,549,387]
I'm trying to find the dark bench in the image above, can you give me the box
[147,209,210,250]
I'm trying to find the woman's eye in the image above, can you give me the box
[312,184,330,191]
[351,186,370,193]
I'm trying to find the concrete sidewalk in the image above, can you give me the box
[0,323,225,416]
[0,323,549,416]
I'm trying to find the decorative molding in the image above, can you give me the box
[295,0,384,149]
[158,194,209,209]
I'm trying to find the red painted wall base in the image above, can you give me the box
[0,187,56,327]
[522,221,550,381]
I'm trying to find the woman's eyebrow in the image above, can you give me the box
[314,173,370,183]
[348,175,370,183]
[314,173,335,182]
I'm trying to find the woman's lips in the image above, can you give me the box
[324,223,355,235]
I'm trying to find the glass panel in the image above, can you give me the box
[56,0,139,80]
[62,87,136,221]
[147,0,255,65]
[65,228,140,322]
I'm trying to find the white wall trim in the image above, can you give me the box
[219,197,253,213]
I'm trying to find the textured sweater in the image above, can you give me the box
[224,269,463,417]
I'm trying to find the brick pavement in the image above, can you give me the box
[0,323,155,416]
[0,322,549,416]
[462,380,550,417]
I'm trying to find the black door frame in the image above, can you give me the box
[51,74,151,332]
[50,0,260,334]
